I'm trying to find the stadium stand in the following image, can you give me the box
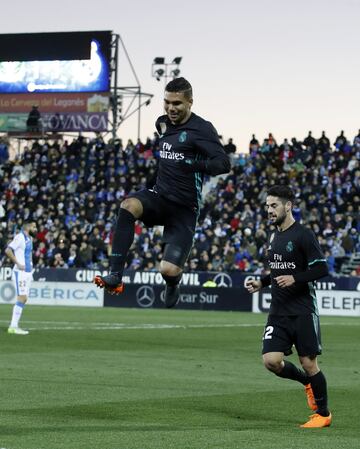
[0,130,359,275]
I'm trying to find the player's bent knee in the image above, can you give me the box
[120,198,143,217]
[160,261,182,278]
[264,361,282,373]
[263,355,282,373]
[300,356,319,376]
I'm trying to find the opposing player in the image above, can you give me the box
[246,185,332,428]
[94,77,230,307]
[5,221,37,335]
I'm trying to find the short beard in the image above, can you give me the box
[273,211,287,227]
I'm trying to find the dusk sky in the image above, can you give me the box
[2,0,360,151]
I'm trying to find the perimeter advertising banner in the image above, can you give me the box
[0,280,104,307]
[0,93,109,113]
[0,268,359,315]
[104,284,251,311]
[251,289,360,317]
[0,92,109,132]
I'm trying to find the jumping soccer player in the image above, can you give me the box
[5,221,37,335]
[94,77,230,307]
[245,185,332,428]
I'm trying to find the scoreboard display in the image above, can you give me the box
[0,31,112,132]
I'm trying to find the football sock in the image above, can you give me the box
[276,360,309,385]
[10,301,25,328]
[162,273,182,286]
[110,209,136,275]
[309,371,329,416]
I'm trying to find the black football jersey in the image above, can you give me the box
[267,221,327,315]
[154,113,229,210]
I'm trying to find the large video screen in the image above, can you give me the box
[0,31,112,132]
[0,31,111,93]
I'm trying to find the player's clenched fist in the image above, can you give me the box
[245,279,262,293]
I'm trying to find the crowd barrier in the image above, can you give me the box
[0,268,359,317]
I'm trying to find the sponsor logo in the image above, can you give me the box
[132,271,200,286]
[42,113,108,132]
[159,142,185,161]
[319,291,360,313]
[29,285,100,302]
[213,272,233,288]
[136,286,155,308]
[0,282,16,302]
[0,267,13,281]
[159,150,185,161]
[179,131,187,143]
[268,261,296,269]
[269,253,296,270]
[160,122,167,135]
[160,290,218,305]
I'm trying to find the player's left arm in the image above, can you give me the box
[179,123,231,175]
[275,229,329,288]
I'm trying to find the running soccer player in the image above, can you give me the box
[245,185,332,428]
[94,77,231,307]
[5,221,37,335]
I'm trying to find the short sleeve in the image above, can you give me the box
[8,233,23,252]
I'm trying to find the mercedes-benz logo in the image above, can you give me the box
[136,285,155,308]
[213,272,233,288]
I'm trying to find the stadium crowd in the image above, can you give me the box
[0,130,359,275]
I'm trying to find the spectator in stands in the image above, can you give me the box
[76,242,93,268]
[334,130,347,150]
[249,134,260,154]
[0,139,9,165]
[303,131,316,150]
[26,105,41,132]
[318,131,330,152]
[224,138,237,155]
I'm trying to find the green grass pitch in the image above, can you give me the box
[0,305,359,449]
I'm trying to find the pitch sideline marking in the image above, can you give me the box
[0,320,358,331]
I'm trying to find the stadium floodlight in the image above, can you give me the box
[171,68,181,78]
[151,56,183,86]
[155,68,165,81]
[153,57,165,64]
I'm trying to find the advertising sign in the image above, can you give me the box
[0,281,104,307]
[0,112,108,132]
[251,288,360,317]
[104,284,251,312]
[0,92,109,113]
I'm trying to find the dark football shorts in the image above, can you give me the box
[262,314,322,357]
[127,188,197,267]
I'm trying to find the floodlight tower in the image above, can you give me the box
[109,34,153,140]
